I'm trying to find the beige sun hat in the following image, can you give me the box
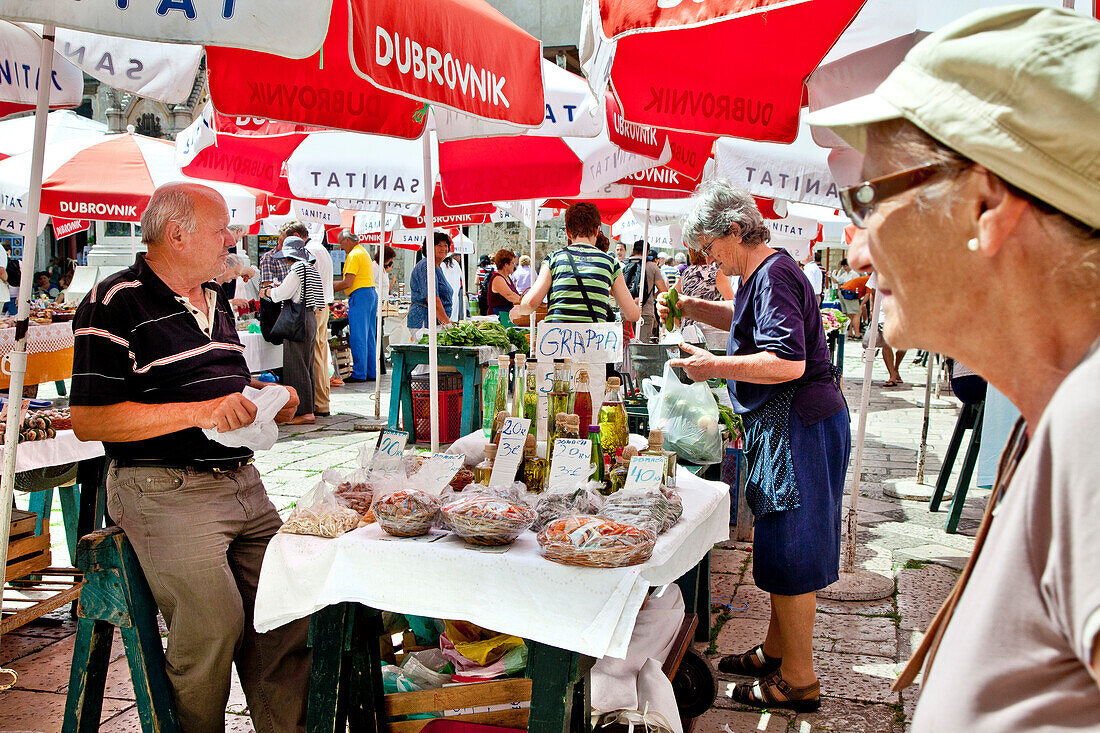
[807,5,1100,230]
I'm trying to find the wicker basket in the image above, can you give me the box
[537,516,656,568]
[374,490,440,537]
[442,497,536,546]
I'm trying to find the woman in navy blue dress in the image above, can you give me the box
[664,180,851,712]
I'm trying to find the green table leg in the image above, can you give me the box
[527,642,594,733]
[461,356,478,437]
[307,603,386,733]
[387,352,407,432]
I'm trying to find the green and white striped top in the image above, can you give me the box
[544,243,622,323]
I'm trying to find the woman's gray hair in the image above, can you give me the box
[681,180,771,249]
[141,184,198,246]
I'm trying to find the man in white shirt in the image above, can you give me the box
[305,233,335,416]
[440,252,465,322]
[801,252,824,304]
[0,243,19,315]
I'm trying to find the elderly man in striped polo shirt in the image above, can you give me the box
[70,182,310,733]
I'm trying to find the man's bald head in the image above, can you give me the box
[141,183,224,248]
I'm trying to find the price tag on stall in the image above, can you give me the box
[421,453,467,495]
[623,455,666,492]
[546,438,593,491]
[488,417,529,487]
[373,429,408,472]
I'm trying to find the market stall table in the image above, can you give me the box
[254,471,729,732]
[388,344,498,441]
[4,430,105,633]
[0,321,75,388]
[239,329,283,373]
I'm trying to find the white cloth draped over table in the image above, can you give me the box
[253,471,729,660]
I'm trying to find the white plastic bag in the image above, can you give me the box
[202,385,290,451]
[647,363,722,464]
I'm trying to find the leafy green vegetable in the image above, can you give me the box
[417,320,511,349]
[506,327,530,354]
[662,289,681,331]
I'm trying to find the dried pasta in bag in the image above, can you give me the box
[280,480,362,538]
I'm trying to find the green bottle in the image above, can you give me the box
[482,362,499,438]
[588,424,605,483]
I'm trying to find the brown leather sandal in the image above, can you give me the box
[729,669,821,712]
[717,644,782,677]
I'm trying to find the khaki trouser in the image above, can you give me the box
[106,464,311,733]
[312,305,331,414]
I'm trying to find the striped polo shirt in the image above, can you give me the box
[71,255,253,466]
[544,243,622,323]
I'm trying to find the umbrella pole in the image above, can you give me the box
[637,199,651,339]
[373,203,387,421]
[883,356,946,500]
[528,199,536,357]
[422,135,440,452]
[0,24,56,690]
[819,290,895,601]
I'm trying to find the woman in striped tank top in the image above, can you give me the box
[267,236,326,424]
[510,203,640,326]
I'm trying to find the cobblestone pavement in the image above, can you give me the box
[2,346,980,731]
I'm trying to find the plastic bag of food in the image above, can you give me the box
[400,650,452,690]
[280,480,362,538]
[599,488,670,534]
[660,486,683,532]
[441,492,537,546]
[532,480,604,532]
[537,515,656,567]
[372,488,440,537]
[321,467,376,520]
[647,362,723,464]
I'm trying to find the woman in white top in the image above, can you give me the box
[266,237,325,424]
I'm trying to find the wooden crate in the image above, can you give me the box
[384,678,532,733]
[6,508,50,582]
[334,346,353,379]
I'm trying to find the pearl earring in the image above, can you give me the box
[967,237,980,252]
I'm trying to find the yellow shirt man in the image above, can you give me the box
[342,244,375,294]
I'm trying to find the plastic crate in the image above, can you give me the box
[410,386,463,443]
[410,372,464,392]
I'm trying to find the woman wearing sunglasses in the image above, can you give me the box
[662,182,850,711]
[810,7,1100,731]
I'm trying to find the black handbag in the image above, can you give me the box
[270,300,308,342]
[258,298,284,345]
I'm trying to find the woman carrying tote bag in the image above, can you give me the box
[265,236,326,424]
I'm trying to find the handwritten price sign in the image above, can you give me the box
[373,429,408,472]
[488,417,530,487]
[623,455,666,492]
[547,438,593,491]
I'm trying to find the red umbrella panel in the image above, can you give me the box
[205,0,426,138]
[207,0,545,134]
[582,0,866,141]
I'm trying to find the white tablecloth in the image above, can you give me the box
[239,331,283,373]
[0,321,74,356]
[3,429,104,474]
[253,472,730,659]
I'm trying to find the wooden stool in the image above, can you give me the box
[929,400,985,534]
[62,527,180,733]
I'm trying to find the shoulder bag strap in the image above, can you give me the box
[562,247,604,322]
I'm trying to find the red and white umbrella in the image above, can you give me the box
[0,132,261,225]
[580,0,866,140]
[0,110,105,161]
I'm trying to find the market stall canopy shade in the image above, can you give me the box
[0,133,260,224]
[0,0,333,57]
[347,0,545,126]
[580,0,866,140]
[0,110,105,161]
[0,21,83,118]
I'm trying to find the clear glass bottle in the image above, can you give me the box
[597,377,629,458]
[512,354,527,418]
[547,359,570,445]
[606,447,628,496]
[573,369,593,430]
[562,357,575,412]
[494,355,510,417]
[642,428,677,486]
[521,435,546,494]
[588,424,605,484]
[474,442,496,485]
[481,362,499,438]
[523,373,538,423]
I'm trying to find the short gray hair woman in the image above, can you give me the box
[808,7,1100,731]
[664,179,850,711]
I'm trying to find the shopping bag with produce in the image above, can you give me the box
[647,363,723,464]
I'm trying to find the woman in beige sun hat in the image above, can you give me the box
[808,5,1100,731]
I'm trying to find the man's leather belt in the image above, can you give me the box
[112,457,255,474]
